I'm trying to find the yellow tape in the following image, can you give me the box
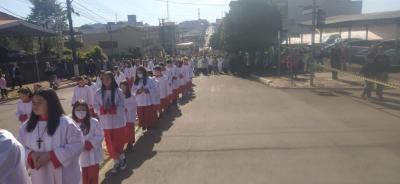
[313,63,400,89]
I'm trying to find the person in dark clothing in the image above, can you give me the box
[374,46,391,99]
[360,60,375,99]
[8,63,22,89]
[330,43,342,80]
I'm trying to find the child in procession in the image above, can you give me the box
[72,76,92,107]
[16,87,33,123]
[120,81,137,150]
[72,101,104,184]
[94,71,127,173]
[132,67,155,130]
[154,66,169,116]
[18,88,84,184]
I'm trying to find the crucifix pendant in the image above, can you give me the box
[37,138,43,149]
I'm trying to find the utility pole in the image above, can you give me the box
[66,0,79,76]
[167,0,170,21]
[310,0,316,86]
[198,8,201,20]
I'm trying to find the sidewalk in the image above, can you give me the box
[253,72,400,116]
[1,79,76,102]
[254,72,366,89]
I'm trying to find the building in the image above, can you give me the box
[177,19,209,52]
[81,25,162,58]
[159,19,178,55]
[272,0,362,36]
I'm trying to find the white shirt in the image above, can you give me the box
[72,85,92,106]
[124,96,137,123]
[132,78,154,107]
[154,75,168,99]
[16,100,32,122]
[150,77,160,105]
[18,116,84,184]
[94,89,126,129]
[76,118,104,168]
[114,73,126,86]
[0,129,31,184]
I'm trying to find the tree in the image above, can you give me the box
[211,0,282,73]
[27,0,67,55]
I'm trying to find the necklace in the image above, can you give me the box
[37,124,47,149]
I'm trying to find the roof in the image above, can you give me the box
[0,19,56,36]
[301,10,400,27]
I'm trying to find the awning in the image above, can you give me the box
[300,10,400,28]
[176,42,194,49]
[0,19,57,36]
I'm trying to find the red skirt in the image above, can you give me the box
[125,123,135,144]
[82,164,99,184]
[172,89,179,101]
[137,106,153,128]
[160,98,168,110]
[104,127,126,159]
[150,105,158,127]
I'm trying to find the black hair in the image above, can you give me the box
[120,80,132,98]
[101,71,118,106]
[26,88,65,136]
[134,66,148,86]
[85,77,92,86]
[72,101,91,134]
[17,87,33,98]
[154,66,162,71]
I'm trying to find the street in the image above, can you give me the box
[98,75,400,184]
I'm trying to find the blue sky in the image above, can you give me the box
[1,0,400,26]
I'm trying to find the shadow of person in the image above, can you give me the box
[178,91,196,106]
[101,107,182,184]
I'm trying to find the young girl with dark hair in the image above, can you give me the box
[133,66,155,130]
[120,81,137,149]
[94,71,127,173]
[18,88,84,184]
[16,87,33,123]
[72,101,103,184]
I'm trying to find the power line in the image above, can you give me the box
[0,5,26,19]
[76,0,116,16]
[73,0,114,22]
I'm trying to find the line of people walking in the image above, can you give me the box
[2,56,195,184]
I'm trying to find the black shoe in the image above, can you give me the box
[126,144,134,150]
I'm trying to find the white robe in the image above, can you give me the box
[167,66,179,90]
[0,129,31,184]
[93,89,126,130]
[132,78,154,107]
[72,85,92,106]
[114,73,126,86]
[76,118,104,168]
[155,75,168,99]
[18,116,84,184]
[16,100,32,122]
[124,96,137,123]
[149,77,160,105]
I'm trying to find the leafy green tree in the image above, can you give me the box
[211,0,281,72]
[27,0,67,55]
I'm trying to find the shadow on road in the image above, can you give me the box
[101,91,197,184]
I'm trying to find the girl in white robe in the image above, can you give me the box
[94,71,127,173]
[154,66,169,113]
[72,76,92,107]
[132,67,155,130]
[120,81,137,149]
[16,87,33,123]
[18,88,84,184]
[166,61,179,106]
[72,101,103,184]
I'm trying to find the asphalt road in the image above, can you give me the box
[99,74,400,184]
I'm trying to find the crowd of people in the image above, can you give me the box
[1,56,196,184]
